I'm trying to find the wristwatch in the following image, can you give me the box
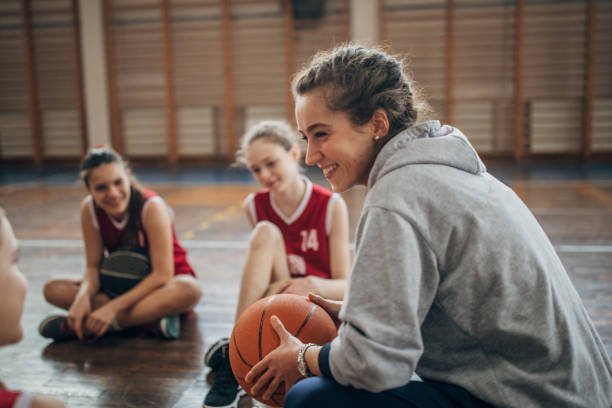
[297,343,316,378]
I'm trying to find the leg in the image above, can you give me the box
[114,274,202,328]
[43,278,113,311]
[234,221,290,321]
[285,377,492,408]
[43,278,81,310]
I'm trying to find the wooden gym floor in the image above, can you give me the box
[0,161,611,407]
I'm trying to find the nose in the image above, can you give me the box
[107,184,120,197]
[259,167,271,180]
[304,141,321,166]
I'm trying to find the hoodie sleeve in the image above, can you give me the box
[327,206,440,391]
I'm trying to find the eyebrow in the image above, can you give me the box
[305,122,330,133]
[248,155,275,168]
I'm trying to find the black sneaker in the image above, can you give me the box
[204,337,230,370]
[38,315,78,341]
[203,349,241,408]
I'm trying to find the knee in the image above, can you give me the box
[173,276,202,306]
[285,378,330,408]
[43,280,61,304]
[249,221,282,250]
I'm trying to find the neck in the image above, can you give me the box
[272,175,306,215]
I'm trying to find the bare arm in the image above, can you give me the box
[243,194,256,228]
[67,199,104,339]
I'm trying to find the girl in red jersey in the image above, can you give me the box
[38,147,201,341]
[202,121,351,408]
[0,208,65,408]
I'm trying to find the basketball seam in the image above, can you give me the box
[99,269,147,279]
[108,250,149,262]
[258,295,276,361]
[295,304,316,338]
[232,333,253,368]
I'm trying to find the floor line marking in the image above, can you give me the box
[17,240,612,253]
[19,239,249,249]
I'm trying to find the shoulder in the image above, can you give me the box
[142,196,171,225]
[242,192,255,210]
[80,195,93,211]
[79,195,99,229]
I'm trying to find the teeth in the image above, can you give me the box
[322,164,337,176]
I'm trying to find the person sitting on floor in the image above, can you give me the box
[39,147,202,341]
[203,121,352,408]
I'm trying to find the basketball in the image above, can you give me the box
[99,249,151,298]
[228,293,337,407]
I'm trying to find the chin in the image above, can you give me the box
[108,203,128,216]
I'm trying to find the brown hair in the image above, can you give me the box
[80,147,146,249]
[234,120,299,167]
[292,44,429,139]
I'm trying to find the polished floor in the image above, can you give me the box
[0,161,611,407]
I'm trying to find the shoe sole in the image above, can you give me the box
[204,337,229,367]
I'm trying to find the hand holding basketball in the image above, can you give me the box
[308,292,343,328]
[229,294,337,406]
[246,316,304,400]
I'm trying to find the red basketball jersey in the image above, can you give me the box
[88,189,195,277]
[0,389,32,408]
[247,177,338,279]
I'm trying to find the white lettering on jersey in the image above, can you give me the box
[300,229,319,252]
[288,254,307,276]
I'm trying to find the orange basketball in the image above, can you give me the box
[229,294,337,407]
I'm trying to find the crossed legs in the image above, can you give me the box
[43,274,201,328]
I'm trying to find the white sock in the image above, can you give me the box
[110,320,121,331]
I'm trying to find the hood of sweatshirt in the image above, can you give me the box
[367,120,487,191]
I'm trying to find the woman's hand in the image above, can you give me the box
[245,316,305,400]
[308,293,343,329]
[67,294,92,340]
[84,302,118,339]
[278,276,320,296]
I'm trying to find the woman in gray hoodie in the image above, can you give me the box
[243,45,612,408]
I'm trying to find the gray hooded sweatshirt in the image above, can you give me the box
[326,121,612,407]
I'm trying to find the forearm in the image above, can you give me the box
[304,344,323,377]
[310,276,346,300]
[79,267,101,299]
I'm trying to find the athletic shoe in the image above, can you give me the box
[158,315,180,340]
[203,349,242,408]
[142,315,180,340]
[204,337,230,370]
[38,315,78,341]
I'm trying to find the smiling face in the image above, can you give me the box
[245,138,301,193]
[296,90,380,192]
[86,162,131,220]
[0,214,28,346]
